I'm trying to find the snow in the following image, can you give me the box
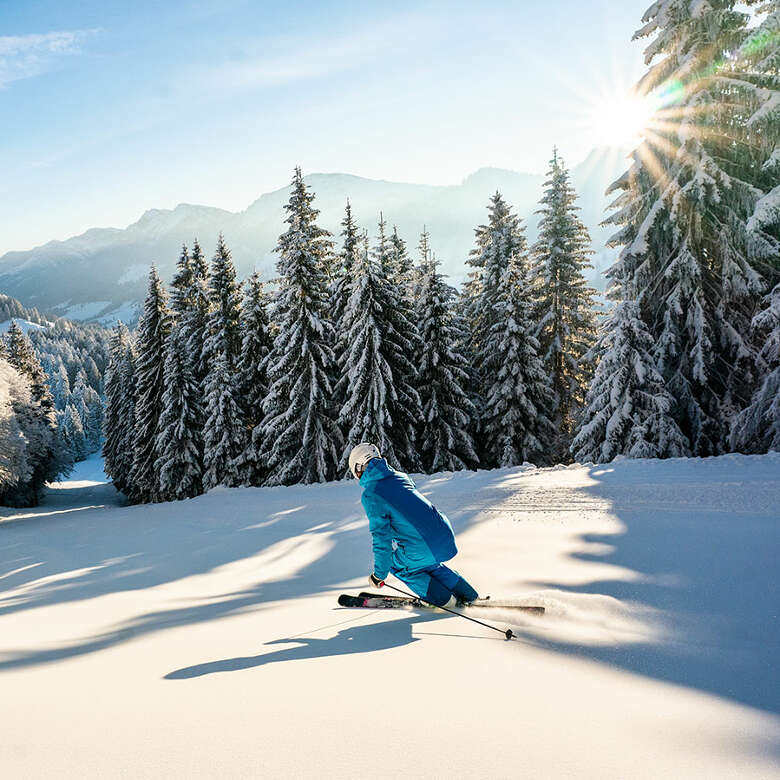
[0,318,49,334]
[95,300,140,326]
[1,453,778,778]
[62,301,113,321]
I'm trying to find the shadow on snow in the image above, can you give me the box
[513,459,780,716]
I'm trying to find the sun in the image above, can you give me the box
[587,92,657,148]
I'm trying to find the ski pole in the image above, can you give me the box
[382,582,515,640]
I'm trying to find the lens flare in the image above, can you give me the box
[588,92,657,147]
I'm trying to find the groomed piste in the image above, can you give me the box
[1,451,778,778]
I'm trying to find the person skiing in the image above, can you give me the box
[349,442,479,607]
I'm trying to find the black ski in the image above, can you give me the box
[338,593,424,609]
[356,592,545,615]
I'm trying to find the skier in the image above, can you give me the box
[349,442,479,608]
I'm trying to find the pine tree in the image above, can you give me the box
[156,327,203,500]
[531,148,598,455]
[170,244,194,321]
[337,235,419,471]
[71,370,102,450]
[5,320,57,423]
[116,333,138,495]
[416,257,478,473]
[179,238,210,477]
[103,323,130,491]
[389,225,415,298]
[200,234,246,488]
[62,403,88,463]
[203,234,242,371]
[571,298,689,463]
[330,200,362,441]
[202,351,246,491]
[4,320,59,495]
[604,1,780,456]
[731,282,780,452]
[371,216,422,471]
[0,360,33,497]
[481,251,555,467]
[331,200,361,329]
[466,192,553,466]
[415,226,433,293]
[185,238,211,387]
[260,167,341,485]
[130,267,171,502]
[234,273,273,485]
[49,361,71,409]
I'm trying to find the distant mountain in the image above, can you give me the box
[0,147,630,324]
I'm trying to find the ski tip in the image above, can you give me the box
[338,594,363,608]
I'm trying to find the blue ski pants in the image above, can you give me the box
[392,562,478,606]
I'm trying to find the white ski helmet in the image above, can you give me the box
[349,442,381,479]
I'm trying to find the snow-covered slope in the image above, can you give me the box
[1,452,778,778]
[0,318,49,334]
[0,148,629,323]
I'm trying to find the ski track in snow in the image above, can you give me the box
[0,452,779,779]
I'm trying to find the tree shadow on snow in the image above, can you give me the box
[0,471,485,671]
[515,458,780,716]
[164,613,439,679]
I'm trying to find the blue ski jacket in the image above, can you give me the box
[359,458,457,580]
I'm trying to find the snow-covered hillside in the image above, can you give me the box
[0,318,48,334]
[1,452,778,779]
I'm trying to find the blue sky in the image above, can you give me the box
[1,0,650,254]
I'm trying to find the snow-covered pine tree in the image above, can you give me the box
[234,272,273,485]
[737,0,780,237]
[465,192,553,466]
[170,243,194,321]
[336,234,418,472]
[49,361,71,410]
[203,233,242,371]
[0,359,32,498]
[415,226,433,296]
[71,370,102,451]
[70,370,90,425]
[3,320,59,501]
[731,282,780,452]
[4,320,57,424]
[416,257,478,473]
[84,389,104,451]
[331,200,361,329]
[371,215,422,471]
[531,148,597,456]
[260,167,341,485]
[571,296,689,463]
[156,327,203,500]
[103,323,130,491]
[203,350,249,491]
[330,200,362,431]
[604,1,779,456]
[465,194,526,361]
[174,238,210,478]
[200,234,246,489]
[184,238,211,386]
[115,330,138,495]
[130,267,171,502]
[389,225,415,298]
[480,248,555,467]
[62,403,88,464]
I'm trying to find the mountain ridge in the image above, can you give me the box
[0,147,630,324]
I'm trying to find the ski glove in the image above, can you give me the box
[368,573,385,589]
